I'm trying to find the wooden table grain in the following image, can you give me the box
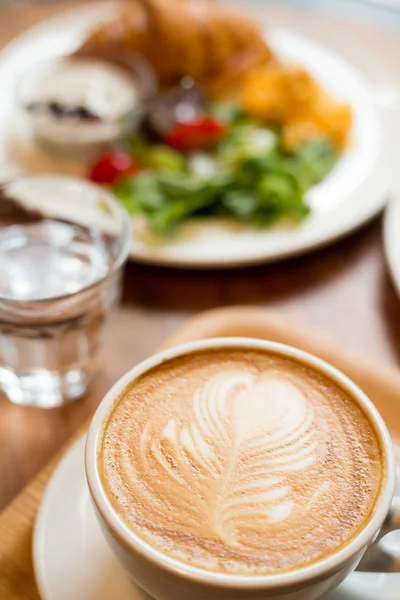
[0,1,399,512]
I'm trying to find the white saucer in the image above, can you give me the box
[33,435,400,600]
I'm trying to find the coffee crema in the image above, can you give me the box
[100,348,384,575]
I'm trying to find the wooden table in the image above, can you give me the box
[0,1,399,512]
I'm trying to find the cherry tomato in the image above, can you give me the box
[89,152,139,185]
[164,117,227,151]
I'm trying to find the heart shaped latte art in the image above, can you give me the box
[146,372,320,546]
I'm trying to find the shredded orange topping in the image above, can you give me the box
[241,63,352,151]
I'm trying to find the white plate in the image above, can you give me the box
[33,435,400,600]
[0,3,399,268]
[384,174,400,298]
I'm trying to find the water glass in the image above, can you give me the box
[0,175,131,408]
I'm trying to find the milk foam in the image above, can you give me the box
[101,349,383,575]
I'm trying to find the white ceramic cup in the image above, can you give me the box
[86,338,400,600]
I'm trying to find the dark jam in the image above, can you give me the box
[26,101,101,122]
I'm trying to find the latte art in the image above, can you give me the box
[101,349,383,575]
[158,373,316,533]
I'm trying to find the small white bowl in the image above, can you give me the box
[18,55,156,159]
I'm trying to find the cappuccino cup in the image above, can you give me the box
[86,338,400,600]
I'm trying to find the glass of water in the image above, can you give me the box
[0,175,131,408]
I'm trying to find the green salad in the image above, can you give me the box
[90,98,338,235]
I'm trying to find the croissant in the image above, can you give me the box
[77,0,273,92]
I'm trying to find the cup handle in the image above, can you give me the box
[356,496,400,573]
